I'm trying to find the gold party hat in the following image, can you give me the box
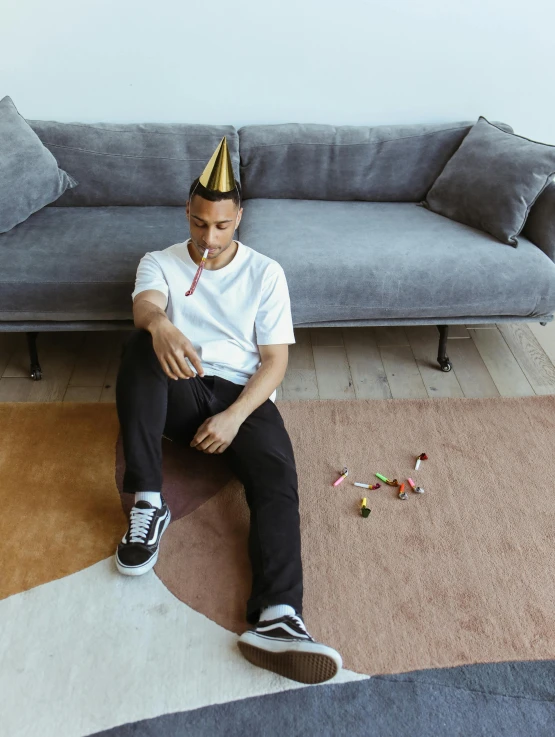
[198,136,237,193]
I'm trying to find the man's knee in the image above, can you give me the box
[121,328,153,359]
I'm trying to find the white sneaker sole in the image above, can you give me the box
[238,631,342,684]
[115,508,171,577]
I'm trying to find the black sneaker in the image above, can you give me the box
[115,497,171,576]
[238,614,342,684]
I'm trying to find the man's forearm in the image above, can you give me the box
[226,359,286,424]
[134,301,170,334]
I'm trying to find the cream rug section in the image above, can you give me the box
[0,558,368,737]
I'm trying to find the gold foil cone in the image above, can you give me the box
[198,136,237,193]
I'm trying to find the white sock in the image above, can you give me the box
[135,491,162,509]
[260,604,297,622]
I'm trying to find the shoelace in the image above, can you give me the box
[128,506,156,543]
[284,614,313,639]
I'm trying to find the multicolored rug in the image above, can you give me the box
[2,396,555,736]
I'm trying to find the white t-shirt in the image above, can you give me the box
[131,239,296,403]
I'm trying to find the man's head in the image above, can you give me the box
[185,178,243,262]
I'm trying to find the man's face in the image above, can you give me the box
[186,195,243,260]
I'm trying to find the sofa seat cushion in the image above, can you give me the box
[0,207,187,321]
[238,199,555,325]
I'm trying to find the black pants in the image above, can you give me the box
[115,328,303,624]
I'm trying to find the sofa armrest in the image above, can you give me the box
[523,178,555,262]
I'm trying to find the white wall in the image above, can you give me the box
[2,0,554,142]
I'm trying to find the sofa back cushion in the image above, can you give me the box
[0,96,78,233]
[26,121,240,206]
[239,120,513,202]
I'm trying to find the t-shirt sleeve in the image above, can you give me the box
[131,252,169,305]
[255,264,296,345]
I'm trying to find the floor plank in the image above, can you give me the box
[443,338,500,398]
[69,332,119,388]
[373,327,409,347]
[281,369,320,400]
[289,329,315,370]
[99,331,129,403]
[529,321,555,366]
[468,327,535,397]
[312,345,355,399]
[2,333,34,378]
[379,344,428,399]
[406,326,464,398]
[309,328,345,347]
[1,322,554,404]
[282,329,320,399]
[497,323,555,395]
[0,332,21,381]
[63,386,104,402]
[447,325,470,339]
[466,323,499,329]
[342,327,391,399]
[0,377,33,402]
[27,333,85,402]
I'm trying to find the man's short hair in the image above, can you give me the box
[189,177,241,208]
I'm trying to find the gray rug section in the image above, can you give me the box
[90,660,555,737]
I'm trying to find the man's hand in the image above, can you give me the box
[151,321,204,381]
[190,409,242,454]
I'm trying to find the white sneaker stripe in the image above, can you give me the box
[147,510,168,545]
[256,622,311,639]
[252,633,311,643]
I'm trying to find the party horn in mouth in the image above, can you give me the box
[185,248,209,296]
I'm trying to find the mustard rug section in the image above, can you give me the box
[154,396,555,677]
[0,403,125,599]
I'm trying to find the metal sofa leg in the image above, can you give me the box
[436,325,452,372]
[26,332,43,381]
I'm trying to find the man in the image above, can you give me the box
[115,137,342,685]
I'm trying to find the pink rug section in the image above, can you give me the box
[124,396,555,676]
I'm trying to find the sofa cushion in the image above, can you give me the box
[238,199,555,325]
[238,120,512,202]
[523,179,555,262]
[0,96,78,234]
[420,116,555,246]
[0,207,187,320]
[3,201,553,326]
[26,120,240,207]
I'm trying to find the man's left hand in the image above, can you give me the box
[190,410,243,454]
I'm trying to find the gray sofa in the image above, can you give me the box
[2,118,554,380]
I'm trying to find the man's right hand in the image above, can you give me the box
[151,322,205,381]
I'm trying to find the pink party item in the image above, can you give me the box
[333,467,349,487]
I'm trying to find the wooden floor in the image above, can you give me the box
[1,322,555,403]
